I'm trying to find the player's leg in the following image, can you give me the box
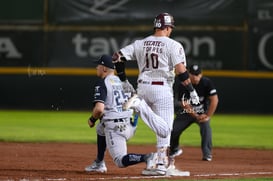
[141,87,173,175]
[104,121,149,168]
[121,153,152,167]
[199,120,212,161]
[96,134,106,161]
[96,122,107,161]
[169,114,193,157]
[154,93,174,175]
[122,122,153,167]
[125,84,170,138]
[85,123,107,172]
[128,98,170,138]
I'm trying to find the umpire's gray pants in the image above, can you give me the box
[170,113,212,158]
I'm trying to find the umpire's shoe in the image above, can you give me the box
[85,159,107,173]
[169,148,183,158]
[202,155,212,161]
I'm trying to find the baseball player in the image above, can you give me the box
[169,64,219,161]
[112,13,200,175]
[85,129,107,172]
[85,80,137,173]
[85,114,139,173]
[85,55,153,173]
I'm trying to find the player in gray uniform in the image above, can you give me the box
[170,64,219,161]
[112,13,200,175]
[85,55,153,172]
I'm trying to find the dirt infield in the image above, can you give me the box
[0,142,272,180]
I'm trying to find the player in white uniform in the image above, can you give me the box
[85,55,153,173]
[112,13,200,175]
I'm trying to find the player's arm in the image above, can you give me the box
[112,52,136,94]
[112,51,127,64]
[206,94,218,118]
[175,63,200,105]
[88,102,104,128]
[88,79,106,128]
[181,100,209,123]
[175,63,192,87]
[181,100,198,118]
[114,60,127,81]
[112,51,127,81]
[196,94,218,123]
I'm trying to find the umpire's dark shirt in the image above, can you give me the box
[175,76,217,115]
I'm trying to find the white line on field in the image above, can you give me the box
[195,171,273,177]
[5,172,271,181]
[43,171,273,180]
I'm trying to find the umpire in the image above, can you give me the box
[170,64,219,161]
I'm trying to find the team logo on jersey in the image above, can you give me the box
[181,94,191,107]
[95,86,100,92]
[182,94,204,114]
[94,86,101,97]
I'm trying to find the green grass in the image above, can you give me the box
[0,110,273,149]
[137,179,273,181]
[180,179,273,181]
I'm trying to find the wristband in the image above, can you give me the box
[117,72,127,81]
[178,71,189,82]
[89,116,97,123]
[118,51,127,62]
[115,62,127,81]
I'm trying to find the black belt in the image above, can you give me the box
[138,80,164,85]
[114,118,125,123]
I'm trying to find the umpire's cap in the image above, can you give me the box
[189,64,202,75]
[95,55,115,69]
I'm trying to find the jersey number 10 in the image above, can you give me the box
[145,53,159,69]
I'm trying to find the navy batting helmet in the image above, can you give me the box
[153,13,175,30]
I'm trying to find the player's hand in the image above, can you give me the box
[190,90,200,105]
[122,80,136,95]
[88,118,96,128]
[112,52,126,63]
[197,114,210,123]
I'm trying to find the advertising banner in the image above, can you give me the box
[249,25,273,70]
[48,0,246,25]
[248,0,273,70]
[0,0,44,24]
[0,31,44,66]
[47,30,244,69]
[247,0,273,22]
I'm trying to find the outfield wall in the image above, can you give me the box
[0,0,273,70]
[0,72,272,114]
[0,0,272,113]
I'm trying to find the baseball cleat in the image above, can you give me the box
[202,155,212,161]
[155,164,167,175]
[145,152,157,170]
[142,169,165,176]
[166,166,190,176]
[143,153,167,176]
[142,165,167,176]
[85,160,107,173]
[169,148,183,158]
[123,94,141,110]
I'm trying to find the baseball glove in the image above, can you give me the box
[122,79,136,95]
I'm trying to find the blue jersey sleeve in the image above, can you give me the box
[93,78,107,105]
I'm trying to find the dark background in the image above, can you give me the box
[0,0,272,113]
